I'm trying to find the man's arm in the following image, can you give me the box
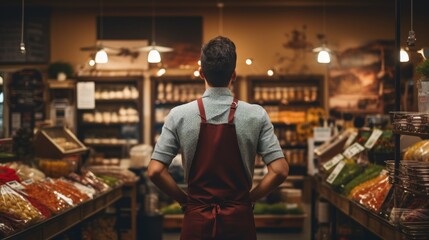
[147,159,188,205]
[249,157,289,202]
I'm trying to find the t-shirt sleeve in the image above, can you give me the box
[257,107,284,165]
[151,108,180,165]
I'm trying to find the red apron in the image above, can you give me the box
[180,98,257,240]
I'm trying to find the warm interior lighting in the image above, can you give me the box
[317,49,331,63]
[418,48,429,60]
[89,59,95,66]
[148,48,161,63]
[0,92,3,103]
[245,58,253,65]
[0,76,3,85]
[198,60,201,66]
[267,69,274,76]
[157,68,166,76]
[400,48,409,62]
[95,49,108,63]
[193,70,200,77]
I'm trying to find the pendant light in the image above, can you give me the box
[19,0,26,55]
[400,0,414,63]
[147,0,169,63]
[95,0,108,64]
[313,0,331,64]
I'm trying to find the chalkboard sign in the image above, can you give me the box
[0,7,50,64]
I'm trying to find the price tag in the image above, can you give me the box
[6,180,25,190]
[22,179,34,186]
[364,129,383,149]
[323,154,344,171]
[343,131,358,149]
[314,127,332,142]
[343,143,365,159]
[326,161,346,184]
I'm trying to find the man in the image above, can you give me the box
[148,36,289,240]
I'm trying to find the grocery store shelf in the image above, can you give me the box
[316,181,406,240]
[392,130,429,139]
[4,186,122,240]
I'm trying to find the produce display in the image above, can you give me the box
[42,179,90,205]
[67,171,111,193]
[20,180,71,213]
[351,174,392,213]
[253,202,304,215]
[342,164,384,196]
[3,162,45,181]
[0,185,44,226]
[327,161,363,191]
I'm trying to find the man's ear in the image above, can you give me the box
[199,68,205,80]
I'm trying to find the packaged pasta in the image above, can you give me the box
[0,185,44,226]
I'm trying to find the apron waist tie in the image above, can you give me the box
[187,201,252,239]
[207,203,221,239]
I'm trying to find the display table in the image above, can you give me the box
[4,186,123,240]
[315,180,406,240]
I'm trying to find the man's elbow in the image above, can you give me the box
[147,160,164,181]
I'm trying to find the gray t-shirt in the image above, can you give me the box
[151,87,284,183]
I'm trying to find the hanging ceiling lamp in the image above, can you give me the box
[144,0,172,63]
[95,0,108,63]
[19,0,26,54]
[313,0,331,64]
[401,0,415,63]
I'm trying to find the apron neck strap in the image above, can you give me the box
[198,98,238,124]
[228,98,238,124]
[197,98,207,123]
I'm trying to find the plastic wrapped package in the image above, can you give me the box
[67,171,110,193]
[0,166,20,185]
[20,180,71,213]
[3,162,46,182]
[42,179,90,204]
[351,174,392,213]
[0,185,44,226]
[87,166,138,184]
[403,140,429,160]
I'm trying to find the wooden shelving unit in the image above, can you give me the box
[315,180,407,240]
[76,76,143,160]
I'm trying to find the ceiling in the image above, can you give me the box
[1,0,395,8]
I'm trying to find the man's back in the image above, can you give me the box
[152,87,283,183]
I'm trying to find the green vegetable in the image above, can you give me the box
[330,163,363,191]
[253,203,304,215]
[341,164,384,196]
